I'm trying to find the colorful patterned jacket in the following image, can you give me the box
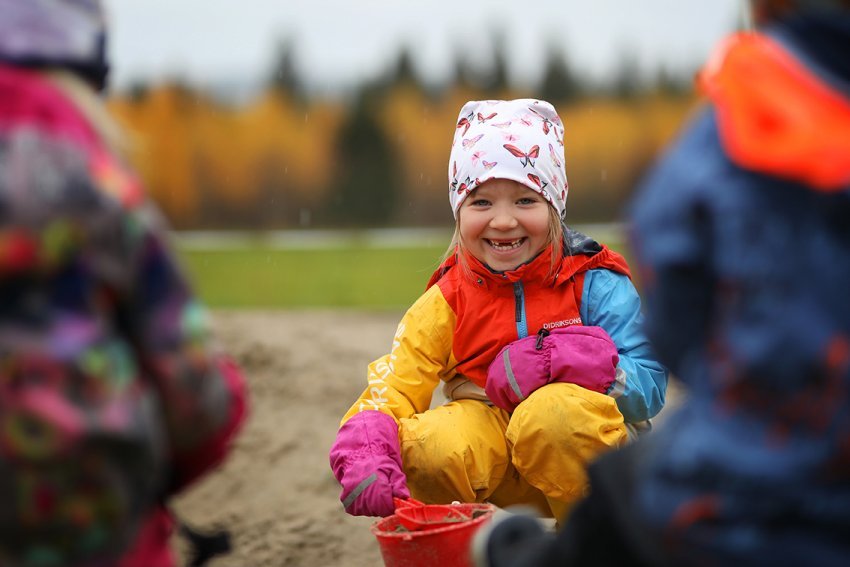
[630,12,850,565]
[343,228,667,425]
[0,64,247,566]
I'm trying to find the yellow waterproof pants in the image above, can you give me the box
[399,383,628,520]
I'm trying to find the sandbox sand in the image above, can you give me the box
[170,310,682,566]
[170,310,399,566]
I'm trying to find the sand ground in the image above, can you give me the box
[170,310,400,567]
[169,310,682,566]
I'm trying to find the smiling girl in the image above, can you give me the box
[457,178,553,272]
[329,99,668,523]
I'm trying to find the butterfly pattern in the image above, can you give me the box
[529,107,555,135]
[456,110,474,137]
[527,172,549,191]
[448,99,568,218]
[503,143,540,168]
[548,143,562,168]
[462,134,484,149]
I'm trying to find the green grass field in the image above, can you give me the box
[177,227,628,309]
[179,245,448,309]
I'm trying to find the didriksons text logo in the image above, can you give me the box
[542,318,582,330]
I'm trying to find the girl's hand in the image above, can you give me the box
[485,326,619,412]
[328,410,410,517]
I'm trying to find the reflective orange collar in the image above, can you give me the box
[699,33,850,191]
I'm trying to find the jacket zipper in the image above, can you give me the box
[513,281,529,339]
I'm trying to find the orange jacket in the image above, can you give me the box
[341,231,668,425]
[426,242,630,389]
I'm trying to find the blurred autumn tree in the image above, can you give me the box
[539,41,584,104]
[268,36,302,100]
[108,38,701,229]
[328,92,401,226]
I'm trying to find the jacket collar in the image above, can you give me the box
[465,246,556,287]
[427,230,631,290]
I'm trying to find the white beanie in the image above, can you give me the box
[448,99,568,218]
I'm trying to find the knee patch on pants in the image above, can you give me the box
[400,400,510,504]
[506,383,627,501]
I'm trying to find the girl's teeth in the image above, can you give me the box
[490,239,523,250]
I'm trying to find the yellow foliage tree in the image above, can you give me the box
[109,82,699,228]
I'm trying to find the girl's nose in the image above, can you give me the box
[489,211,518,230]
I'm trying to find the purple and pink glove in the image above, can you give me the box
[328,410,410,517]
[485,325,620,413]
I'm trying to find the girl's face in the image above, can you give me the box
[458,179,551,272]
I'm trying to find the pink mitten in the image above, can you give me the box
[485,326,620,412]
[329,410,410,517]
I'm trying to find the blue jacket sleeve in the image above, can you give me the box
[580,268,668,422]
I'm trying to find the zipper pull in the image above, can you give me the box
[535,328,550,350]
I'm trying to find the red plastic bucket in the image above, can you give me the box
[371,503,495,567]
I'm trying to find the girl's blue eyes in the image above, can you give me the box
[469,198,539,207]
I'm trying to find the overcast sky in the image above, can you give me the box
[104,0,744,93]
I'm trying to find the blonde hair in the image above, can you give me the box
[440,204,565,279]
[45,70,127,158]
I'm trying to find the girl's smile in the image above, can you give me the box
[459,179,551,272]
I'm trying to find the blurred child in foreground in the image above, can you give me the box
[474,1,850,565]
[329,98,667,522]
[0,1,248,565]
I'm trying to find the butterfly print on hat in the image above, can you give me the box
[527,172,548,191]
[548,143,562,168]
[529,107,555,135]
[456,176,479,197]
[462,134,484,149]
[450,161,459,192]
[503,143,540,167]
[457,112,474,137]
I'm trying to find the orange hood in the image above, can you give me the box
[699,33,850,191]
